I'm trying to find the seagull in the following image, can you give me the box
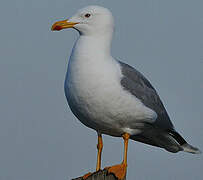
[51,5,201,180]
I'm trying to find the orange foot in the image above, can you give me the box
[82,172,92,180]
[105,163,127,180]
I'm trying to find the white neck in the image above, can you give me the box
[73,33,113,59]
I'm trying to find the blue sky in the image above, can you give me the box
[0,0,202,179]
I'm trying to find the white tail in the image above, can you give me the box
[181,143,201,154]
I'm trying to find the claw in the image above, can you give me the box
[82,172,92,180]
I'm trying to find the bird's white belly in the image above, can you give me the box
[65,56,157,136]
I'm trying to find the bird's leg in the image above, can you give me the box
[105,133,130,180]
[96,133,103,171]
[82,133,103,180]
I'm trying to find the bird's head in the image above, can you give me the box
[51,5,114,36]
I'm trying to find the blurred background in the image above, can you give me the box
[0,0,202,179]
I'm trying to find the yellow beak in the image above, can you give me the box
[51,19,78,31]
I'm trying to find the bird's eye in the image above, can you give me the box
[84,13,91,18]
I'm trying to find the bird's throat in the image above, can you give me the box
[74,35,112,59]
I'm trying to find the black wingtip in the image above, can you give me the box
[167,130,187,145]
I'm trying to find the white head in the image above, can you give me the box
[52,6,114,37]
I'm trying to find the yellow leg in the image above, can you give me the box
[106,133,130,180]
[96,133,103,171]
[123,133,130,165]
[82,133,103,180]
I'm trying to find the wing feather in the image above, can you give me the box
[119,61,174,130]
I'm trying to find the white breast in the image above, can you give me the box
[64,37,157,136]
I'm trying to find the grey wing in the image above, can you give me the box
[118,61,174,130]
